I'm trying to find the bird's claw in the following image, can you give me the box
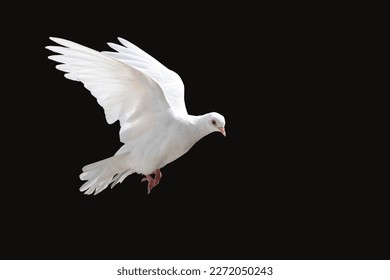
[142,170,161,194]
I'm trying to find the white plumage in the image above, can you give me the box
[46,37,226,195]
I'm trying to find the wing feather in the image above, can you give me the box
[102,38,188,115]
[46,37,171,143]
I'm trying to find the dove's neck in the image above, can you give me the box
[187,114,214,140]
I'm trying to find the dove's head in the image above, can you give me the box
[206,112,226,137]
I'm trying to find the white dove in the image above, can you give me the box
[46,37,226,195]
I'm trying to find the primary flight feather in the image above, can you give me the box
[46,37,226,195]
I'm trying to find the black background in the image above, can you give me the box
[1,3,387,260]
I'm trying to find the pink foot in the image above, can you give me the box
[141,169,162,194]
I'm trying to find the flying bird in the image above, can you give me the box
[46,37,226,195]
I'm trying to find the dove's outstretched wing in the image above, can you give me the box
[102,37,187,116]
[46,37,171,143]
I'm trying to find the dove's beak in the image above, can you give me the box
[218,127,226,137]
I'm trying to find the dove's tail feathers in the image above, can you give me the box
[79,153,133,195]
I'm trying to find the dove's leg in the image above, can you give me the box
[141,169,162,194]
[155,169,162,182]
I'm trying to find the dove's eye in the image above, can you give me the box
[211,120,217,126]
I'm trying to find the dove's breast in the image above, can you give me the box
[155,120,200,169]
